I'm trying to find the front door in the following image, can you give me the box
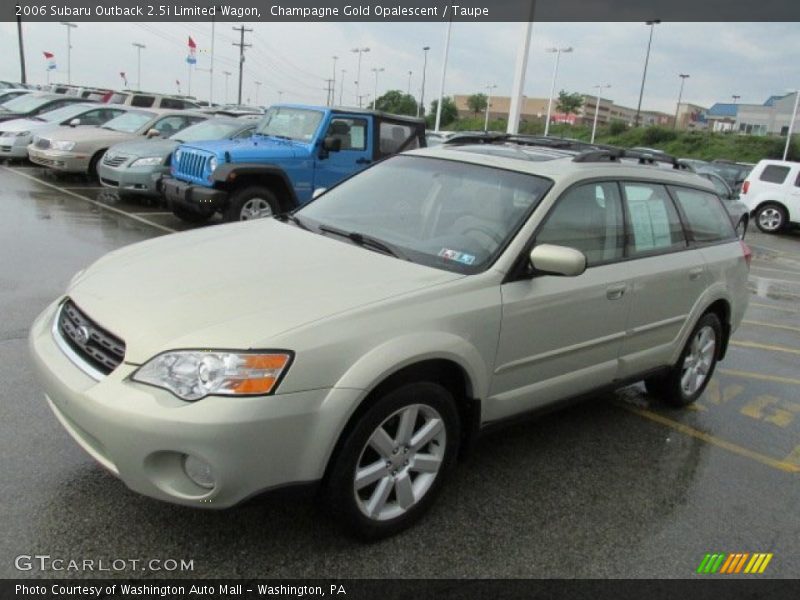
[313,115,372,192]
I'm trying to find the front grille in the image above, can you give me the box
[102,153,128,167]
[57,299,125,375]
[174,149,210,180]
[0,146,11,152]
[35,138,51,149]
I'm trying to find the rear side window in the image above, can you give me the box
[621,182,685,255]
[670,187,736,243]
[108,93,128,104]
[378,122,419,157]
[160,98,186,109]
[759,165,790,184]
[130,95,155,108]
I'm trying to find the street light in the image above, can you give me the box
[484,84,497,131]
[254,80,261,105]
[783,90,799,161]
[60,22,77,85]
[339,69,346,105]
[544,46,573,137]
[673,73,689,130]
[351,47,370,106]
[222,70,231,103]
[732,94,741,104]
[634,20,660,127]
[371,67,384,109]
[591,84,611,143]
[330,55,338,106]
[434,21,453,133]
[132,43,145,90]
[418,45,430,117]
[407,70,413,96]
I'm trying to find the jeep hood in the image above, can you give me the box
[184,136,306,162]
[67,219,460,363]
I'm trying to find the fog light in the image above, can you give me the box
[182,454,215,490]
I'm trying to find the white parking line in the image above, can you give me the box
[58,186,107,191]
[130,212,173,216]
[2,166,177,234]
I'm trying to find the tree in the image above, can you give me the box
[556,90,584,120]
[466,93,487,115]
[374,90,418,117]
[427,96,458,128]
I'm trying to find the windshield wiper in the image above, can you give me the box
[317,225,408,260]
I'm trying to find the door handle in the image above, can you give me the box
[689,267,704,281]
[606,285,627,300]
[356,158,371,165]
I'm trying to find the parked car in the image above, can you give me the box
[0,92,88,124]
[28,109,207,179]
[30,143,750,539]
[105,90,201,110]
[161,104,426,223]
[0,103,128,160]
[694,168,749,238]
[0,88,33,105]
[98,117,256,200]
[739,159,800,233]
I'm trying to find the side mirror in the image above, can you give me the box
[68,118,81,127]
[322,136,341,152]
[312,188,327,199]
[145,128,161,139]
[529,244,586,277]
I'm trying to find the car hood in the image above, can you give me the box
[184,136,307,161]
[42,126,140,145]
[0,111,28,122]
[106,138,178,158]
[68,219,460,363]
[0,117,54,133]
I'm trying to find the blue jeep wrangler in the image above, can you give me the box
[161,104,426,223]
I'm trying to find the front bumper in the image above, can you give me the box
[0,135,30,158]
[98,163,167,196]
[161,176,228,215]
[29,300,359,508]
[28,146,90,172]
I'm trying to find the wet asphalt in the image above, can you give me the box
[1,163,799,579]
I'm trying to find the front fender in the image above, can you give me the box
[211,162,299,205]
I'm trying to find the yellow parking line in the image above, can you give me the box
[718,368,800,386]
[620,405,800,473]
[742,320,800,334]
[749,303,800,314]
[730,340,800,356]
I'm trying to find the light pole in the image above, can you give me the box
[339,69,346,105]
[673,73,689,130]
[222,70,231,103]
[591,84,611,143]
[544,46,573,137]
[132,42,145,90]
[277,90,283,103]
[407,70,412,96]
[351,47,370,106]
[783,90,800,161]
[634,20,660,127]
[254,80,261,105]
[732,94,741,104]
[60,22,77,85]
[330,55,338,106]
[484,84,497,131]
[371,67,384,109]
[418,45,430,117]
[434,21,453,132]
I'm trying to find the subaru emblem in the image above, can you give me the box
[75,325,91,345]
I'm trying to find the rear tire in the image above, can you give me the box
[88,150,105,182]
[735,216,747,239]
[323,381,460,540]
[645,312,722,407]
[754,202,787,234]
[223,186,279,222]
[171,205,214,224]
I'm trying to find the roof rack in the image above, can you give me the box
[443,132,607,153]
[573,147,692,170]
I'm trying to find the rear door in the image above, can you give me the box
[313,114,372,191]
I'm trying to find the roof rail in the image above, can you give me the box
[573,147,692,170]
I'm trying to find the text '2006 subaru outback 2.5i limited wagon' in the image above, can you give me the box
[29,143,751,539]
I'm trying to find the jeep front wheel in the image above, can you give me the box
[224,186,279,222]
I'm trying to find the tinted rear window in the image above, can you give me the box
[671,186,736,243]
[759,165,790,184]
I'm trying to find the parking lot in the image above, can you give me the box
[1,162,799,579]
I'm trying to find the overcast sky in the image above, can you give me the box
[1,21,798,113]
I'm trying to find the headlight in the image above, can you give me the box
[207,156,218,172]
[50,140,76,151]
[130,156,164,167]
[132,350,293,401]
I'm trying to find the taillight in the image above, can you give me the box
[740,241,752,268]
[742,180,750,194]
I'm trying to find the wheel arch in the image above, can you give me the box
[704,298,732,360]
[212,163,298,213]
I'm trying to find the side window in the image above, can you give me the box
[325,117,367,151]
[378,122,417,157]
[703,174,731,198]
[76,109,109,125]
[794,171,800,188]
[160,98,185,110]
[621,182,686,256]
[130,95,155,108]
[670,187,736,243]
[536,182,625,266]
[152,116,201,137]
[759,165,790,184]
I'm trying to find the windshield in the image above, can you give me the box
[0,94,56,113]
[103,110,154,133]
[171,120,243,142]
[297,155,551,273]
[255,107,323,142]
[38,104,94,123]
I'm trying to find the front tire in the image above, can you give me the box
[645,313,722,407]
[223,186,279,222]
[754,202,787,234]
[324,381,460,540]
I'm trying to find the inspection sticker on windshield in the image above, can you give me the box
[439,248,476,265]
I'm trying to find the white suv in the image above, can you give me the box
[740,159,800,233]
[29,143,751,539]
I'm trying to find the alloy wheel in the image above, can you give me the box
[758,207,783,231]
[240,198,274,220]
[680,325,716,396]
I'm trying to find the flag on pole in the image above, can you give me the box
[120,72,128,87]
[186,37,197,64]
[43,52,57,70]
